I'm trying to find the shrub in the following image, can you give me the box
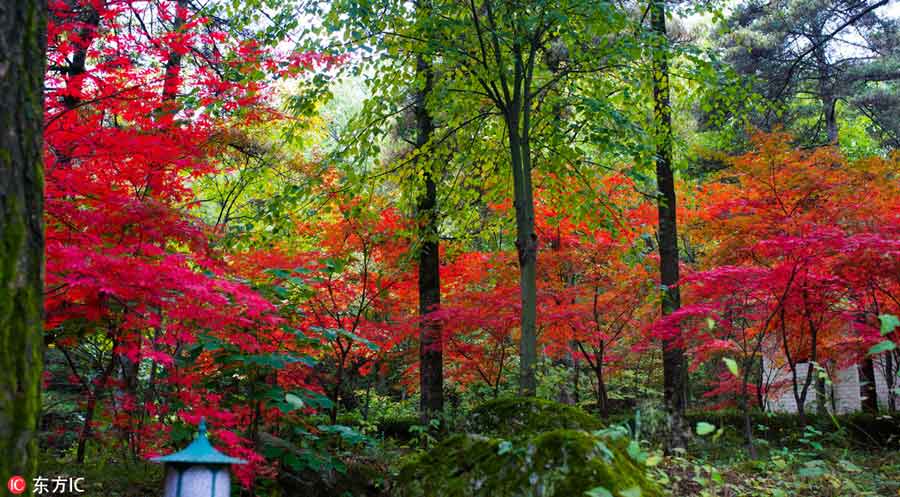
[396,430,659,497]
[377,416,420,441]
[466,397,602,437]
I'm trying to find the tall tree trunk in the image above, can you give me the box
[505,48,538,395]
[415,27,443,421]
[813,42,838,144]
[0,0,46,484]
[508,118,538,395]
[650,0,688,451]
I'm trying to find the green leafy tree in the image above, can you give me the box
[649,0,688,451]
[723,0,900,145]
[320,0,636,395]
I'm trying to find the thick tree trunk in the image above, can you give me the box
[0,0,47,485]
[650,0,687,451]
[415,40,443,421]
[813,42,838,144]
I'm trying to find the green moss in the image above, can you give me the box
[467,397,602,438]
[396,430,659,497]
[377,416,420,440]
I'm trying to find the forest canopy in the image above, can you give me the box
[2,0,900,495]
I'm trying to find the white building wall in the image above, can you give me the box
[831,366,862,414]
[763,354,898,414]
[766,361,820,414]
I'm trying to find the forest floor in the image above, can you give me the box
[37,407,900,497]
[655,448,900,496]
[39,443,900,497]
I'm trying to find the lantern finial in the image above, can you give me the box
[150,418,246,465]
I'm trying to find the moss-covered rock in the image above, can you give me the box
[467,397,602,437]
[396,429,659,497]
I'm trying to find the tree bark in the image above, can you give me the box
[59,0,98,110]
[823,95,838,144]
[415,23,443,420]
[812,40,838,144]
[76,396,96,464]
[505,46,538,395]
[886,352,896,411]
[860,360,878,413]
[0,0,47,484]
[508,116,538,395]
[650,0,688,451]
[595,365,609,416]
[740,359,757,458]
[161,0,189,104]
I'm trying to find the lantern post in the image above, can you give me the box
[152,418,246,497]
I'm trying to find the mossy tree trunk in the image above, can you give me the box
[0,0,47,484]
[415,0,443,422]
[650,0,688,451]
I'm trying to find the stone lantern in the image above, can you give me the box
[152,418,246,497]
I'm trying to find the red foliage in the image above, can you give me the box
[43,0,338,484]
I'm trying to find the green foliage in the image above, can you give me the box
[684,409,900,449]
[39,453,162,497]
[466,397,603,437]
[654,438,900,497]
[880,314,900,335]
[378,416,421,441]
[695,422,716,437]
